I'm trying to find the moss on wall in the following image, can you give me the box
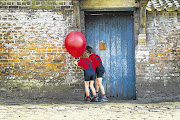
[0,79,84,104]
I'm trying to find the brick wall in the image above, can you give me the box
[1,1,179,102]
[0,0,84,103]
[136,11,180,98]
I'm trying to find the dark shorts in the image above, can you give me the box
[96,65,105,78]
[84,68,95,81]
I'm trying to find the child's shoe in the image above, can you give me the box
[90,97,98,102]
[99,98,108,102]
[84,97,91,102]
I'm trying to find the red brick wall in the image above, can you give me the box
[0,0,84,102]
[0,11,74,81]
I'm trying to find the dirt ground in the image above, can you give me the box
[0,97,180,120]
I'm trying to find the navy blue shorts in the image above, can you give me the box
[84,68,95,81]
[96,65,105,78]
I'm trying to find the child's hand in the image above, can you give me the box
[74,60,78,65]
[74,58,79,65]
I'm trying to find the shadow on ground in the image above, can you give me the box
[1,95,180,105]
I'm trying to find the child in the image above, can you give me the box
[74,49,98,102]
[86,46,108,102]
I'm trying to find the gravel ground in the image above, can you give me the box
[0,98,180,120]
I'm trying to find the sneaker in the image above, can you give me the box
[90,97,98,102]
[99,98,108,102]
[84,97,91,102]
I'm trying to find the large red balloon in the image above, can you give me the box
[65,31,86,58]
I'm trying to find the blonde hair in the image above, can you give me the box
[82,49,90,58]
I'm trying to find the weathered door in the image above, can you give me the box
[85,11,136,99]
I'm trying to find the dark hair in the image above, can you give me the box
[82,49,90,58]
[86,46,93,53]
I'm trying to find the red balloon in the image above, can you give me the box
[65,31,87,58]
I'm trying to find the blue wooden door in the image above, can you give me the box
[85,12,136,99]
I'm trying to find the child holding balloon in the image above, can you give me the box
[86,46,108,102]
[74,49,98,102]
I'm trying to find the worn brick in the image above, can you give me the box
[136,11,180,98]
[46,66,57,69]
[26,47,36,49]
[42,60,52,62]
[0,0,88,101]
[20,60,30,63]
[47,47,57,49]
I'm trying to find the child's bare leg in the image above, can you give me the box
[97,77,108,101]
[84,81,90,97]
[89,80,96,97]
[97,77,105,95]
[95,78,99,93]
